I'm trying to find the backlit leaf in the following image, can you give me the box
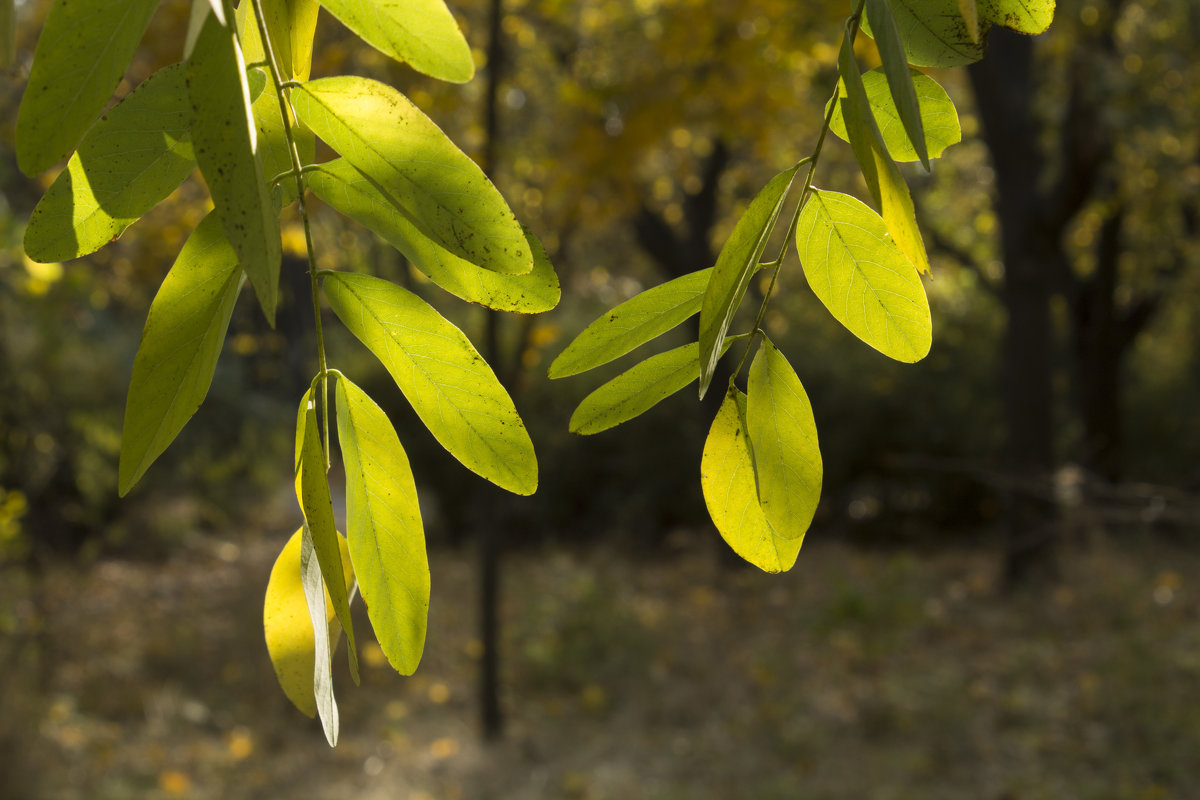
[16,0,159,175]
[188,12,282,325]
[862,0,984,67]
[838,37,930,274]
[829,68,961,163]
[296,388,360,683]
[569,338,736,435]
[549,268,713,379]
[263,526,354,719]
[25,64,196,263]
[865,0,930,169]
[697,164,798,399]
[316,0,474,82]
[293,77,531,276]
[308,159,558,313]
[323,272,538,495]
[746,338,822,543]
[300,523,338,746]
[958,0,980,42]
[118,214,241,496]
[335,376,429,676]
[796,189,932,362]
[700,388,801,573]
[980,0,1054,34]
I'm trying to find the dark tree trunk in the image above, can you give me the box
[969,30,1059,585]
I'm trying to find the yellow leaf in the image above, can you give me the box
[263,527,354,717]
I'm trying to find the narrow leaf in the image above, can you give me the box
[700,388,801,573]
[796,189,932,362]
[335,375,430,676]
[746,338,822,542]
[838,37,931,274]
[829,68,961,163]
[865,0,930,170]
[293,77,531,276]
[697,164,798,399]
[315,0,474,82]
[296,389,360,683]
[255,0,320,80]
[300,523,338,746]
[550,268,714,379]
[308,159,559,313]
[188,12,282,325]
[323,272,538,495]
[15,0,160,175]
[958,0,981,42]
[570,339,734,435]
[25,64,196,263]
[263,526,355,719]
[119,214,241,496]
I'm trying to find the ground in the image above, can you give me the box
[2,527,1197,800]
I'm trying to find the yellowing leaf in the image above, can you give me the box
[315,0,474,82]
[263,527,354,718]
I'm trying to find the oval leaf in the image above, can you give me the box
[316,0,474,82]
[980,0,1054,34]
[700,387,801,573]
[308,159,559,313]
[865,0,930,169]
[293,77,531,276]
[570,340,727,436]
[296,388,359,684]
[550,268,714,379]
[16,0,160,175]
[25,64,196,263]
[746,338,822,542]
[335,376,430,676]
[323,272,538,495]
[829,68,961,163]
[697,164,799,399]
[796,190,932,362]
[862,0,986,67]
[263,526,354,719]
[118,214,241,496]
[188,12,282,325]
[838,37,931,274]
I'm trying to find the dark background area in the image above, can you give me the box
[1,0,1198,797]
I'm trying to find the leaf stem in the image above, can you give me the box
[730,1,867,382]
[249,0,332,468]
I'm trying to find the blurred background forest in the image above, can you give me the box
[1,0,1198,798]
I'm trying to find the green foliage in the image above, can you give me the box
[16,0,555,744]
[553,0,1054,570]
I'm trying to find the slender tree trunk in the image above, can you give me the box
[969,30,1059,584]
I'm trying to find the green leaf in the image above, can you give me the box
[980,0,1054,34]
[700,387,801,573]
[862,0,984,67]
[569,338,736,435]
[697,164,798,399]
[829,68,961,163]
[293,77,531,276]
[335,375,430,676]
[838,37,930,275]
[300,522,339,746]
[323,272,538,495]
[15,0,160,175]
[865,0,930,170]
[263,526,355,719]
[315,0,474,83]
[1,0,14,70]
[253,0,320,80]
[308,159,559,313]
[25,64,196,263]
[295,388,360,684]
[796,189,932,362]
[746,338,822,543]
[549,268,713,379]
[118,214,241,496]
[188,12,282,325]
[235,1,317,206]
